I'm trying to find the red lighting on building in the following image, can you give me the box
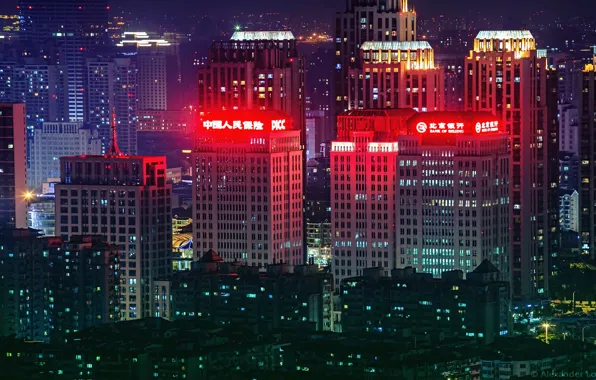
[406,111,502,137]
[199,110,294,133]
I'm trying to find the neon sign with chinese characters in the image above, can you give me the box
[414,120,499,135]
[202,119,286,131]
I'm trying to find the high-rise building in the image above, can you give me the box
[335,0,417,116]
[28,122,102,191]
[347,41,444,111]
[330,109,413,285]
[0,103,27,228]
[436,53,465,111]
[27,193,55,236]
[86,58,138,155]
[0,229,118,342]
[330,109,510,286]
[54,125,172,320]
[19,0,110,122]
[197,31,305,149]
[558,103,579,156]
[395,112,510,278]
[579,63,596,258]
[464,31,556,299]
[560,189,579,233]
[192,111,303,267]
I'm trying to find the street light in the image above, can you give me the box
[572,290,578,313]
[542,323,552,344]
[582,326,591,342]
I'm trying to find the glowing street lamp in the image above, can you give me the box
[234,24,241,31]
[542,323,552,344]
[23,191,33,200]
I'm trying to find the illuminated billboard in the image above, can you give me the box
[408,111,502,136]
[199,110,293,133]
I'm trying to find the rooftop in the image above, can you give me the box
[361,41,433,51]
[475,30,534,40]
[230,31,295,41]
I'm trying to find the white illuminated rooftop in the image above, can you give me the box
[361,41,433,51]
[230,31,295,41]
[475,31,534,40]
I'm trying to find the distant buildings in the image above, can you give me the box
[558,103,579,155]
[0,103,27,228]
[28,122,102,191]
[192,111,303,267]
[27,193,55,236]
[341,261,510,344]
[560,189,579,233]
[54,136,172,320]
[0,230,118,342]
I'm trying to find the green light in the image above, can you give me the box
[234,24,241,31]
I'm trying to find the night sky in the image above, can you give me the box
[1,0,594,21]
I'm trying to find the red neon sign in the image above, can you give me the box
[202,119,286,131]
[414,119,499,135]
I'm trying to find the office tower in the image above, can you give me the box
[465,31,554,299]
[331,109,414,285]
[0,230,118,342]
[335,0,417,115]
[306,156,332,267]
[54,126,172,320]
[197,31,305,149]
[558,103,579,156]
[347,41,444,111]
[560,151,580,191]
[28,122,102,191]
[86,58,138,155]
[0,103,27,228]
[436,53,465,111]
[546,69,560,276]
[27,193,55,236]
[340,263,510,344]
[159,260,332,331]
[192,111,303,267]
[579,63,596,257]
[395,112,510,278]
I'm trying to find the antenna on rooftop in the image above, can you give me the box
[106,107,124,157]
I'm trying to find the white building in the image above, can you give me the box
[192,110,303,267]
[28,122,102,191]
[560,189,579,232]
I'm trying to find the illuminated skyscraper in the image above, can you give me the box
[197,31,305,149]
[579,62,596,257]
[465,31,557,299]
[335,0,417,116]
[192,111,303,267]
[347,41,444,111]
[0,103,27,228]
[330,109,510,286]
[54,121,171,320]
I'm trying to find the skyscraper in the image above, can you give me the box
[197,31,305,149]
[579,62,596,258]
[54,121,172,320]
[335,0,417,116]
[465,31,555,299]
[347,41,444,111]
[28,122,102,191]
[86,58,138,154]
[330,109,510,286]
[0,103,27,228]
[192,111,303,267]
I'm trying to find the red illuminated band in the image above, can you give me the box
[202,119,286,131]
[415,120,499,135]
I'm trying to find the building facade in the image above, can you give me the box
[28,122,102,191]
[192,111,303,267]
[54,143,172,320]
[335,0,417,116]
[464,31,555,299]
[347,41,444,112]
[579,63,596,257]
[0,103,27,228]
